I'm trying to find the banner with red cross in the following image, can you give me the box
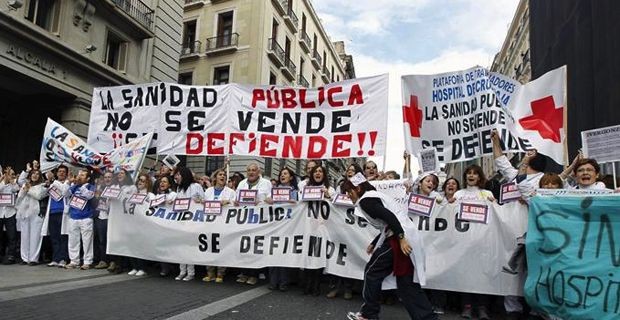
[401,66,567,164]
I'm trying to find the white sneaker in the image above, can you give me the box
[47,261,59,267]
[57,260,66,268]
[135,270,146,276]
[127,269,138,276]
[175,273,186,281]
[182,275,194,281]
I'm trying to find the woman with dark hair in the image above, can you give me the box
[154,175,176,277]
[0,166,20,264]
[344,173,436,320]
[202,168,236,283]
[43,164,70,267]
[305,165,335,200]
[106,169,135,274]
[127,173,154,277]
[16,169,48,265]
[336,163,364,194]
[453,164,494,320]
[173,166,204,281]
[441,177,460,203]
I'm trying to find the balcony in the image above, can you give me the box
[205,33,239,56]
[267,38,285,67]
[311,50,322,69]
[299,30,311,53]
[321,65,331,83]
[271,0,286,15]
[183,0,204,10]
[108,0,154,38]
[298,74,309,88]
[282,5,298,33]
[180,40,201,59]
[281,57,297,81]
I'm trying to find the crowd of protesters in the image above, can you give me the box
[1,130,618,320]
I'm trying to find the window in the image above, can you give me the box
[284,37,291,61]
[217,11,234,47]
[337,75,340,82]
[311,74,316,87]
[213,66,230,85]
[25,0,60,33]
[178,72,193,85]
[322,51,327,68]
[269,72,277,85]
[299,57,304,75]
[331,66,334,82]
[312,34,317,52]
[271,18,279,40]
[206,157,225,176]
[182,21,197,53]
[105,32,128,72]
[301,13,307,33]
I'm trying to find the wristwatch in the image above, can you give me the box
[398,233,405,239]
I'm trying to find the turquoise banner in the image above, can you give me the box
[525,195,620,320]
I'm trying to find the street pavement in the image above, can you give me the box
[0,264,499,319]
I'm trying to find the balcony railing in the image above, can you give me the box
[181,40,201,57]
[298,74,309,88]
[282,1,298,33]
[112,0,154,31]
[281,57,297,81]
[205,33,239,55]
[267,38,285,67]
[184,0,204,9]
[311,50,322,69]
[271,0,286,15]
[322,65,331,82]
[299,30,311,53]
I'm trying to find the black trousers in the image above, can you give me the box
[360,240,437,320]
[0,215,17,258]
[48,213,68,263]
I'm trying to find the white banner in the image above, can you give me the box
[88,75,388,159]
[40,118,152,178]
[108,181,527,296]
[402,66,566,164]
[40,118,111,172]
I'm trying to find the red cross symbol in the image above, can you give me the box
[518,95,563,143]
[403,95,423,138]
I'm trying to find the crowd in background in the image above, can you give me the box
[1,129,618,320]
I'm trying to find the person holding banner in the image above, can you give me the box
[453,165,494,320]
[173,166,204,282]
[106,169,134,274]
[297,160,321,192]
[343,173,436,320]
[441,177,460,203]
[15,169,48,265]
[0,167,20,264]
[93,171,115,270]
[235,162,272,285]
[571,158,608,190]
[153,175,176,277]
[267,167,298,292]
[64,169,97,270]
[202,168,236,284]
[127,173,154,277]
[44,164,70,267]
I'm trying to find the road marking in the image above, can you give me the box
[0,275,145,302]
[165,285,271,320]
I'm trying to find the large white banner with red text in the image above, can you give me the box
[88,75,388,159]
[402,66,566,164]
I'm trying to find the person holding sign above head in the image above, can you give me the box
[64,168,97,270]
[492,129,546,202]
[0,167,20,265]
[344,173,436,320]
[126,173,154,277]
[173,166,205,282]
[15,169,48,265]
[267,167,298,292]
[44,164,70,267]
[235,162,272,285]
[202,168,236,284]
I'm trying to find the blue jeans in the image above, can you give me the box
[48,213,68,263]
[360,240,437,320]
